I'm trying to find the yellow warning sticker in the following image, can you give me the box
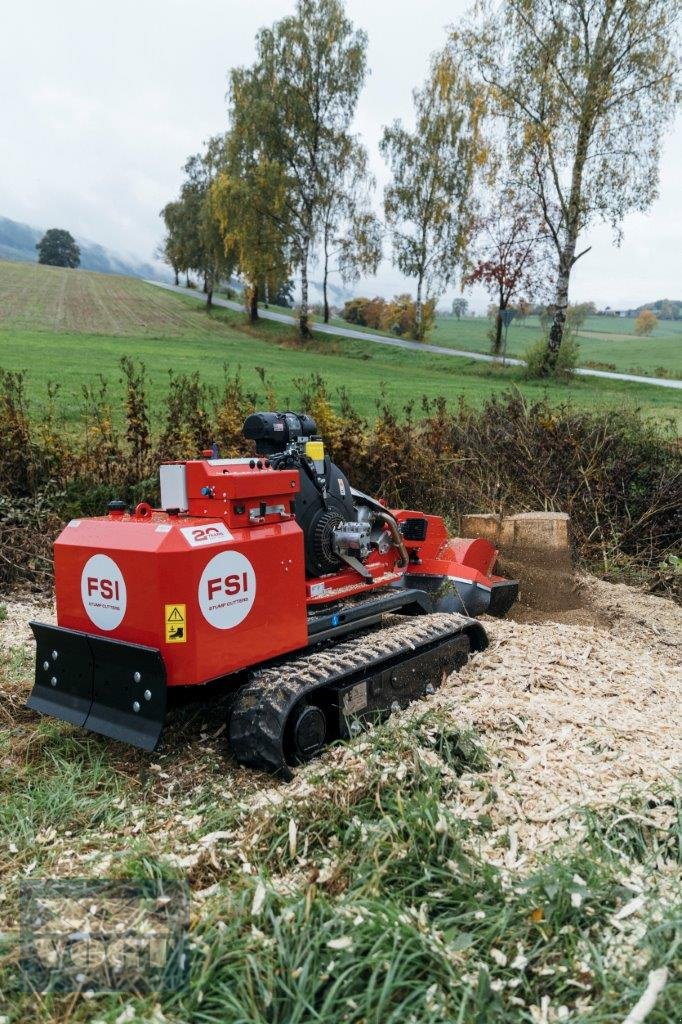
[165,604,187,644]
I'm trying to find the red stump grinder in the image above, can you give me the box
[28,412,517,775]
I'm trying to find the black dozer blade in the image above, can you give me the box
[229,611,488,778]
[28,622,166,751]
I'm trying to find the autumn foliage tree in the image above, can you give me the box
[453,0,680,370]
[319,138,381,323]
[341,294,434,336]
[634,309,658,337]
[381,50,483,341]
[160,137,237,308]
[181,137,237,309]
[464,189,549,354]
[212,131,292,323]
[159,202,184,285]
[228,0,368,338]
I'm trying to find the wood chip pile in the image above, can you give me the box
[429,574,681,858]
[1,575,680,868]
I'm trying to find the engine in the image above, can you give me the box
[242,411,405,580]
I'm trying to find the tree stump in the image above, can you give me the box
[461,511,580,613]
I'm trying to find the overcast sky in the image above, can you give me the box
[3,0,680,310]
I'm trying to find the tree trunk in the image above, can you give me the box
[173,265,179,287]
[323,247,330,324]
[263,280,269,309]
[493,310,503,355]
[203,272,208,295]
[299,237,312,339]
[542,30,597,371]
[185,272,190,288]
[414,275,424,341]
[249,284,259,323]
[206,274,213,310]
[545,244,575,372]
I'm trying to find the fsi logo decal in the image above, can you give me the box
[180,523,232,548]
[198,551,256,630]
[81,554,127,631]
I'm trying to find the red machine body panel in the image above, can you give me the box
[50,462,511,691]
[393,511,499,588]
[54,512,308,687]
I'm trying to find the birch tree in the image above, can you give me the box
[176,136,236,309]
[212,154,292,323]
[380,52,483,341]
[452,0,680,368]
[229,0,368,338]
[319,138,382,322]
[159,202,184,285]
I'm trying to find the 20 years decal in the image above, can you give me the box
[180,522,233,547]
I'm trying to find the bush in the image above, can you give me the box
[523,334,580,381]
[634,309,658,336]
[1,367,680,596]
[342,295,436,339]
[341,296,387,329]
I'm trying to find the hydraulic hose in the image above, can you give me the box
[374,510,409,569]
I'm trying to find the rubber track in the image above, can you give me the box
[229,612,485,777]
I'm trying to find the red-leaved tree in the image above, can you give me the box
[464,191,550,354]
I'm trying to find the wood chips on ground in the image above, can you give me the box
[1,576,680,867]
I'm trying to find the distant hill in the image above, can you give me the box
[605,299,682,319]
[635,299,681,320]
[0,215,168,281]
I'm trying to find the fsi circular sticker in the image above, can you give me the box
[198,551,256,630]
[81,554,127,631]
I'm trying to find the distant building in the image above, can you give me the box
[600,307,635,318]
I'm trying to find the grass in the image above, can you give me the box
[0,259,235,338]
[0,666,679,1024]
[244,292,682,379]
[429,314,682,378]
[1,261,680,430]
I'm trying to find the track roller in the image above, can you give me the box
[228,612,487,777]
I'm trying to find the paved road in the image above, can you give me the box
[148,280,682,391]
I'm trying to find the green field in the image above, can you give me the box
[429,314,682,378]
[301,305,682,379]
[249,286,682,379]
[1,260,680,429]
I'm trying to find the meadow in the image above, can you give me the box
[430,314,682,377]
[297,305,682,378]
[1,261,680,430]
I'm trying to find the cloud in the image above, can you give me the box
[2,0,679,310]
